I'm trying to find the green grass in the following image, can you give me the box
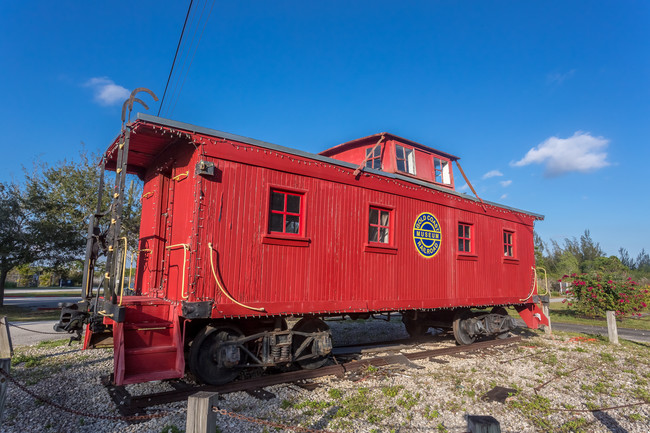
[548,302,650,330]
[0,305,62,321]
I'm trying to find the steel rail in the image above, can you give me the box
[120,336,521,413]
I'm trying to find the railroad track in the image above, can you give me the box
[105,336,521,419]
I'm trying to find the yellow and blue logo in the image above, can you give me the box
[413,212,442,258]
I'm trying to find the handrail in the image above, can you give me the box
[536,267,549,296]
[119,237,128,306]
[166,243,190,299]
[519,266,538,302]
[208,242,265,312]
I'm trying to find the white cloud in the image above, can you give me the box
[482,170,503,179]
[500,194,508,200]
[84,77,130,106]
[500,180,512,187]
[547,69,576,85]
[511,131,610,177]
[457,183,470,192]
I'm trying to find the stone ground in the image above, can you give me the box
[2,317,650,433]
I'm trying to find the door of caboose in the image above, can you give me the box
[161,166,194,301]
[136,171,171,297]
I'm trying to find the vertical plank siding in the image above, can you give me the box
[134,125,539,318]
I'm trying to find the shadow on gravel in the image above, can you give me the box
[508,327,538,339]
[593,410,629,433]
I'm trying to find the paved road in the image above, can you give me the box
[4,287,81,294]
[550,321,650,343]
[5,320,73,347]
[3,296,81,309]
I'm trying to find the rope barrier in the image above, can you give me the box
[214,407,339,433]
[0,368,170,422]
[6,322,65,336]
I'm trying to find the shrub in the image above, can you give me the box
[561,273,650,318]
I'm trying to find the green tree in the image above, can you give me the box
[18,151,141,287]
[636,248,650,273]
[618,247,634,270]
[534,231,546,269]
[0,183,32,306]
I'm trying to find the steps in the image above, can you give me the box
[112,296,184,385]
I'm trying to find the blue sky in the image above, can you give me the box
[1,1,649,257]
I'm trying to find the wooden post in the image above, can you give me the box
[0,316,14,423]
[606,311,619,345]
[186,391,219,433]
[542,303,552,336]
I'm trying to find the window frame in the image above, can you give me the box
[364,203,397,254]
[458,222,472,253]
[365,146,382,170]
[456,221,478,261]
[395,144,416,175]
[503,229,515,258]
[262,185,310,247]
[433,156,452,185]
[368,206,391,245]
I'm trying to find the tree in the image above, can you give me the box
[561,230,604,273]
[20,150,142,281]
[637,248,650,273]
[534,231,546,268]
[618,247,634,270]
[0,183,32,306]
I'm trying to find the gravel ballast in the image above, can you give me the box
[3,317,650,433]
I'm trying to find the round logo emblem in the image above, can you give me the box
[413,212,442,258]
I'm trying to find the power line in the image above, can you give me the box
[169,0,216,117]
[158,0,195,116]
[164,0,206,117]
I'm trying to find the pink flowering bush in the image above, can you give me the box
[561,273,650,318]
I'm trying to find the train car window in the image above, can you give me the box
[503,230,515,257]
[365,146,382,169]
[368,207,391,244]
[434,157,451,184]
[458,223,472,253]
[395,145,416,175]
[269,190,303,235]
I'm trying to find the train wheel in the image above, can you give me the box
[292,318,331,370]
[490,307,511,339]
[403,319,426,338]
[452,310,476,345]
[189,325,245,385]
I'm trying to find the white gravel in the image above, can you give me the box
[2,317,649,433]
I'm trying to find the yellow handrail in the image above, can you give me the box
[519,266,538,302]
[208,242,265,312]
[166,243,190,299]
[119,237,128,306]
[536,267,549,296]
[172,171,189,182]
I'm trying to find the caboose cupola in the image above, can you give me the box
[319,133,459,190]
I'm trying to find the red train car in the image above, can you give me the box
[57,113,548,386]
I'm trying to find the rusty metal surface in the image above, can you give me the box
[125,337,521,410]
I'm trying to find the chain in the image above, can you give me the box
[214,407,339,433]
[0,368,169,422]
[7,322,66,335]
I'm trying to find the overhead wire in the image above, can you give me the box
[168,0,216,117]
[158,0,195,116]
[162,0,202,117]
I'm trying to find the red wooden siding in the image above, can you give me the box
[129,120,540,319]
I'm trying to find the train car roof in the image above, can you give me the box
[104,113,544,221]
[319,132,459,161]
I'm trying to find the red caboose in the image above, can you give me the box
[57,113,548,386]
